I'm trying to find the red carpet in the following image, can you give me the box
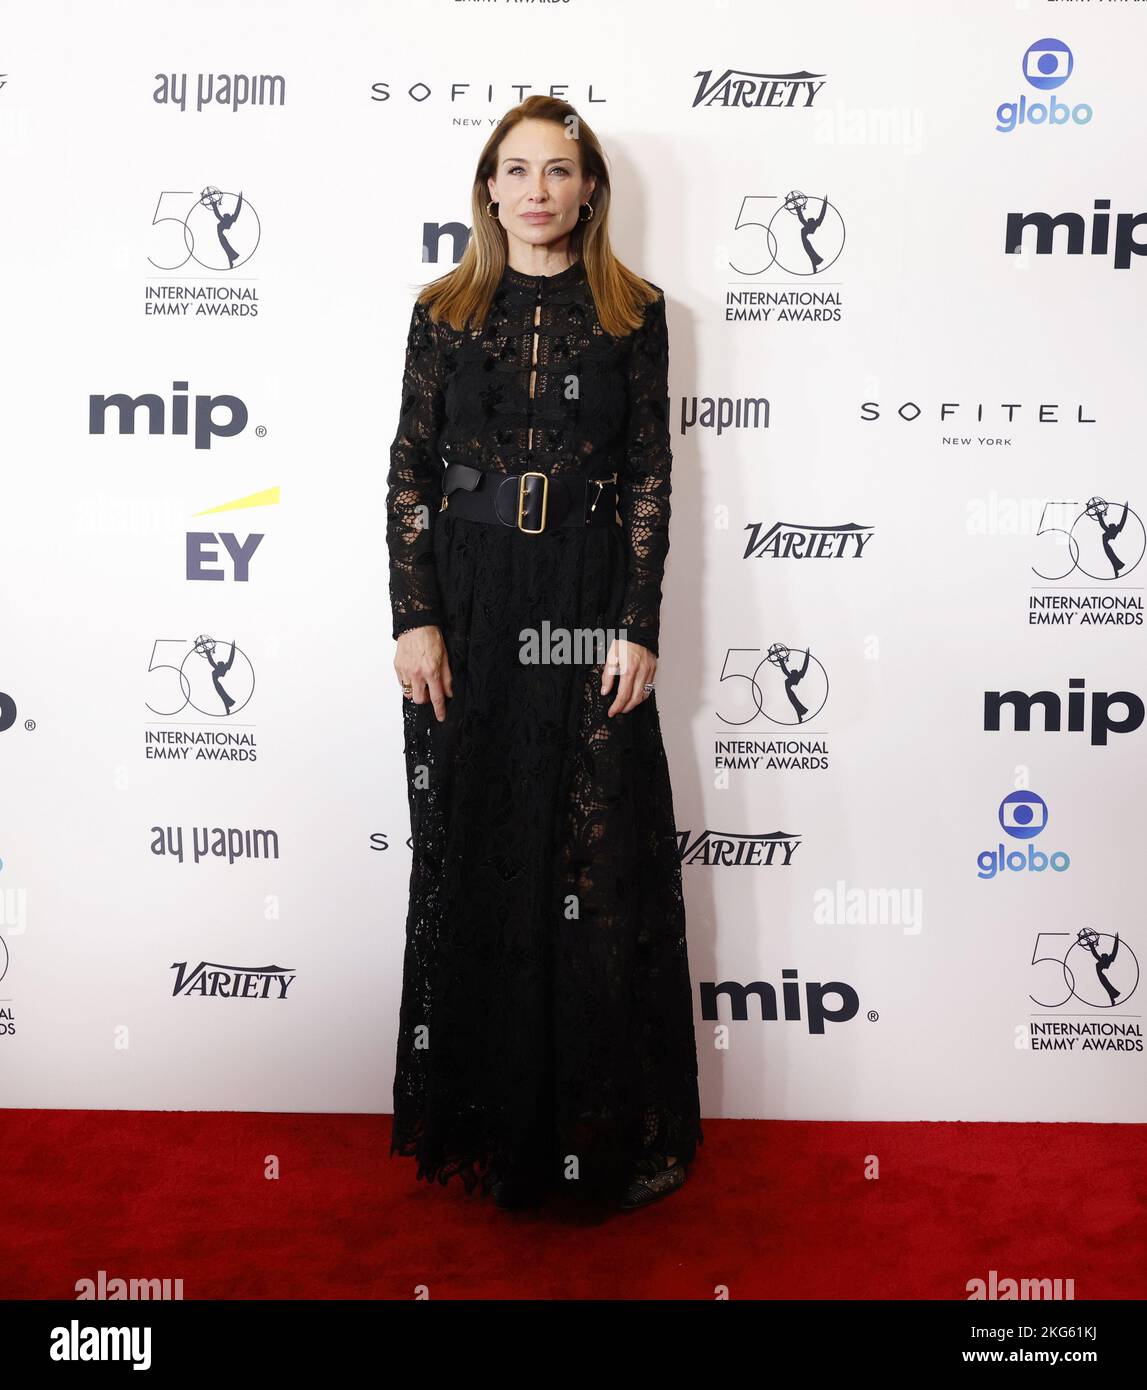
[3,1110,1143,1300]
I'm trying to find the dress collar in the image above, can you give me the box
[501,258,587,290]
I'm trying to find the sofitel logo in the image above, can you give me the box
[860,399,1096,433]
[677,830,801,867]
[742,521,874,560]
[171,960,295,998]
[691,69,827,108]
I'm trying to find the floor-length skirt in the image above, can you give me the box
[390,506,703,1201]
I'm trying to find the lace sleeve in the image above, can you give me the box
[617,289,673,658]
[386,298,447,639]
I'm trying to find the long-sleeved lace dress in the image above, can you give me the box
[386,257,703,1202]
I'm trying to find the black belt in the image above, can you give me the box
[439,461,617,533]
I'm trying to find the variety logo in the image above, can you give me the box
[977,790,1070,880]
[691,68,827,108]
[996,38,1092,133]
[677,830,801,866]
[742,520,873,560]
[171,960,295,998]
[984,678,1143,745]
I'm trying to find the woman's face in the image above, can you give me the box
[486,118,596,256]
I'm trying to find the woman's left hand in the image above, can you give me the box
[601,637,656,717]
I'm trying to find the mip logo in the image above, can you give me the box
[977,789,1070,880]
[996,38,1093,133]
[89,381,249,449]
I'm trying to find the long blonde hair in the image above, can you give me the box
[415,94,659,338]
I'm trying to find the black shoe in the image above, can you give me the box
[617,1154,686,1210]
[492,1174,547,1210]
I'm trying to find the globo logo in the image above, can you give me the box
[976,789,1071,880]
[996,38,1093,134]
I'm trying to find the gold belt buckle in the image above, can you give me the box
[517,471,548,533]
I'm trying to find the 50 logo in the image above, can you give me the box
[729,191,845,277]
[146,636,255,719]
[1032,497,1144,582]
[1029,930,1138,1010]
[148,186,262,273]
[718,644,830,726]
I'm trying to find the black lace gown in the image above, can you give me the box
[386,258,703,1201]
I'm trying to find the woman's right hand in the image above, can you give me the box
[395,625,453,722]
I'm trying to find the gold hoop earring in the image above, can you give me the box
[578,202,595,222]
[486,200,499,218]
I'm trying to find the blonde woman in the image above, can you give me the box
[387,95,702,1211]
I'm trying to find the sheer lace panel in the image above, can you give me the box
[385,265,674,655]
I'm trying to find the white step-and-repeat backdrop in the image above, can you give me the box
[2,0,1143,1122]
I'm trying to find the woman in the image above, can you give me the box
[386,95,702,1211]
